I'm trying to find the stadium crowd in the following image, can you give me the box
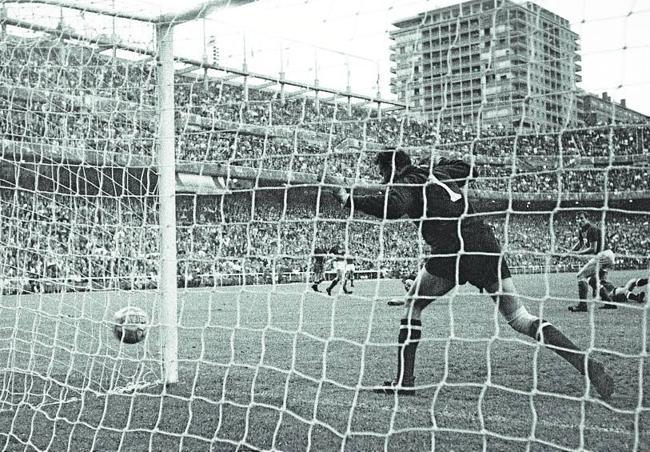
[1,37,649,292]
[1,187,648,293]
[3,39,650,161]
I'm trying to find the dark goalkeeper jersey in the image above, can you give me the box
[347,160,485,253]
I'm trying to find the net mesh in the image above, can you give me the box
[1,0,649,451]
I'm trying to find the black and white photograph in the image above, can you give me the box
[0,0,648,450]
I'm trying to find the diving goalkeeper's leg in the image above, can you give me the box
[490,277,614,399]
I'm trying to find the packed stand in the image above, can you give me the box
[3,38,649,170]
[1,186,648,293]
[1,36,650,292]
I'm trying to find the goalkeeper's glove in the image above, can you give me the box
[332,187,350,206]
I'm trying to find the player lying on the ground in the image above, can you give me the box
[329,149,614,398]
[590,271,647,309]
[568,213,616,313]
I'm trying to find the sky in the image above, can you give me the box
[191,0,650,114]
[6,0,650,114]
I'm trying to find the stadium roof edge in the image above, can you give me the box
[0,0,255,25]
[2,16,405,110]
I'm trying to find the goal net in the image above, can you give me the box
[1,0,649,451]
[0,3,169,449]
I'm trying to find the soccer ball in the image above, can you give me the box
[113,306,149,344]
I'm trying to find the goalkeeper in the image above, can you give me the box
[329,149,614,399]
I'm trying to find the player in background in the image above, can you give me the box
[568,213,616,312]
[329,149,614,398]
[325,245,352,296]
[589,270,647,309]
[344,256,356,289]
[310,246,327,292]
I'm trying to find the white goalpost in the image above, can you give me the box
[0,0,251,389]
[156,21,178,386]
[0,0,649,451]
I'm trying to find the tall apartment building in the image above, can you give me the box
[390,0,580,130]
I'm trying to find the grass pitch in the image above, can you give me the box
[1,270,649,451]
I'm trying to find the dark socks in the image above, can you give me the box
[396,318,422,385]
[529,319,587,374]
[578,280,589,299]
[628,292,644,302]
[575,280,589,309]
[529,319,613,398]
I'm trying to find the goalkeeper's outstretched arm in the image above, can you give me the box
[331,184,410,219]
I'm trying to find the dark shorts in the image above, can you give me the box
[424,226,511,290]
